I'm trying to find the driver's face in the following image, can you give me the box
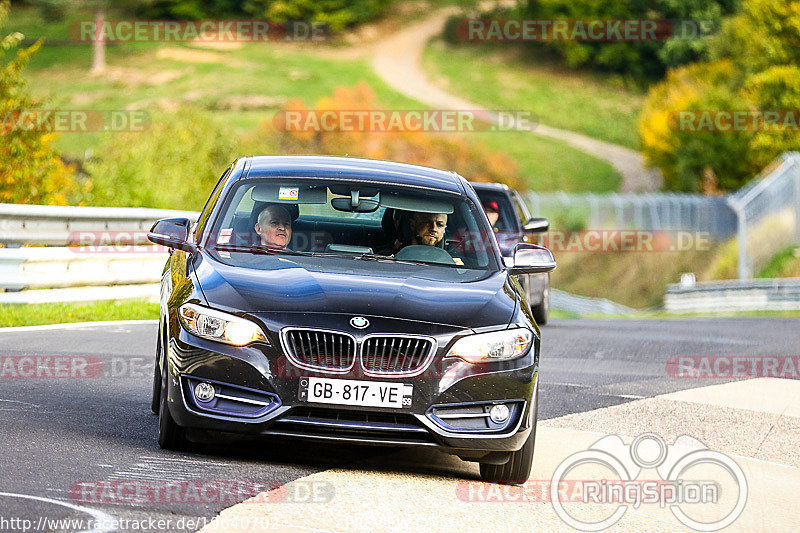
[255,206,292,248]
[410,213,447,246]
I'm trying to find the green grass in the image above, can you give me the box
[757,245,800,278]
[584,310,800,320]
[0,299,158,328]
[5,4,622,194]
[476,129,620,191]
[422,39,645,151]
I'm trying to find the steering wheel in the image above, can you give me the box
[395,245,455,265]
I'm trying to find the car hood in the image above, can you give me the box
[192,253,516,330]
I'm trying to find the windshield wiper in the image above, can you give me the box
[356,253,424,266]
[213,244,312,257]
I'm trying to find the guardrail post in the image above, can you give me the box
[794,157,800,242]
[729,200,750,280]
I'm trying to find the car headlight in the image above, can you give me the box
[179,303,268,346]
[447,328,533,363]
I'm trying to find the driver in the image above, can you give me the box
[254,205,292,249]
[409,212,447,247]
[406,212,463,265]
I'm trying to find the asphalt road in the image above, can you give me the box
[0,318,796,532]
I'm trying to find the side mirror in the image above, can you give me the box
[523,217,549,232]
[508,243,556,275]
[147,218,196,253]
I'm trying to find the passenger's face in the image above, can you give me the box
[255,206,292,248]
[411,213,447,246]
[486,210,499,227]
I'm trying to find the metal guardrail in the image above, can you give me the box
[0,203,198,246]
[551,289,635,316]
[664,278,800,313]
[0,247,169,291]
[0,204,198,292]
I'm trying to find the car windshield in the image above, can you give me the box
[473,189,516,232]
[204,177,501,277]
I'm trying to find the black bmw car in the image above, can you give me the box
[148,156,556,483]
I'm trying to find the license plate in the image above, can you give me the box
[298,377,413,409]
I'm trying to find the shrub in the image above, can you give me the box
[84,109,238,210]
[508,0,736,84]
[640,0,800,191]
[253,82,527,190]
[1,4,81,205]
[244,0,394,32]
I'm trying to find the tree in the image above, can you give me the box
[1,1,81,205]
[640,0,800,191]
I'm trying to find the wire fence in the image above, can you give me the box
[525,153,800,279]
[728,153,800,279]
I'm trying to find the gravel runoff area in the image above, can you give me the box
[197,378,800,533]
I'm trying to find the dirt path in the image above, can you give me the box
[371,9,662,192]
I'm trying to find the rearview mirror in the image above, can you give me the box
[147,218,196,253]
[507,243,556,275]
[523,217,549,232]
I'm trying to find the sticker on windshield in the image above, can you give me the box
[217,228,232,244]
[279,186,299,200]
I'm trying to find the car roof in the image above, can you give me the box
[469,181,513,193]
[240,155,466,194]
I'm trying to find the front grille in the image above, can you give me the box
[361,336,435,376]
[283,329,356,372]
[271,407,435,444]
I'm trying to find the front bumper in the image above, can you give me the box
[163,320,539,457]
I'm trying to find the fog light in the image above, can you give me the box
[194,382,216,402]
[489,404,510,423]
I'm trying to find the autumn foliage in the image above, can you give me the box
[639,0,800,192]
[257,82,526,191]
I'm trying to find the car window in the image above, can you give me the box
[474,190,516,232]
[511,191,532,223]
[208,177,500,275]
[194,166,231,243]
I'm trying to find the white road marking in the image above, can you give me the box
[0,319,157,333]
[0,492,115,533]
[0,399,41,407]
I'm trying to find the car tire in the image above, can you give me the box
[531,277,550,326]
[157,355,188,450]
[479,392,538,484]
[150,328,163,415]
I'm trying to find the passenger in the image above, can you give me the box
[254,205,292,249]
[483,200,500,230]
